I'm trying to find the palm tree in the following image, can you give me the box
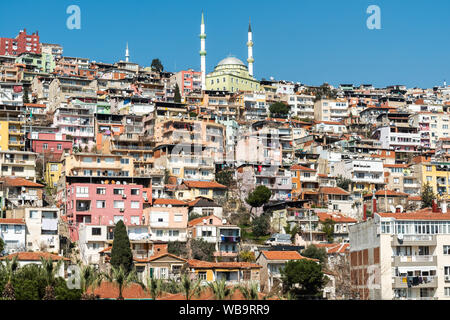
[79,264,103,300]
[208,279,233,300]
[105,265,139,300]
[1,256,19,300]
[146,276,163,300]
[236,281,260,300]
[180,273,203,300]
[40,257,63,300]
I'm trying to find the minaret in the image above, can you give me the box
[247,18,254,77]
[200,11,207,90]
[125,42,129,62]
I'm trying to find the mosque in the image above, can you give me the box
[199,12,260,93]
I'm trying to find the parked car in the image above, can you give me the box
[265,233,292,246]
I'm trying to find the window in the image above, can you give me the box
[14,225,21,234]
[113,201,124,209]
[445,288,450,296]
[156,230,163,237]
[200,189,209,196]
[76,186,89,195]
[130,216,140,225]
[96,188,106,195]
[113,188,124,195]
[120,158,129,164]
[50,164,59,172]
[43,143,48,150]
[92,228,101,236]
[172,168,180,175]
[197,272,207,280]
[444,246,450,255]
[131,189,139,195]
[174,214,183,222]
[1,225,7,233]
[130,201,140,209]
[202,208,214,216]
[393,178,399,184]
[28,209,38,219]
[96,200,106,208]
[57,144,62,150]
[426,166,432,172]
[427,176,432,182]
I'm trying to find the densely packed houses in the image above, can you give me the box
[0,16,450,300]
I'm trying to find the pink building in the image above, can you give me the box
[66,183,144,241]
[174,69,202,96]
[29,132,73,159]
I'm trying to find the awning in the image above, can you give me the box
[216,269,239,272]
[396,266,436,273]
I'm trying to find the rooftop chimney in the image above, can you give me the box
[442,199,448,214]
[432,199,439,213]
[372,189,377,216]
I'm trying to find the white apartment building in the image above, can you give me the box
[373,126,420,152]
[287,94,315,119]
[410,112,450,149]
[349,210,450,300]
[0,218,26,254]
[314,98,349,122]
[0,82,23,106]
[24,207,60,253]
[78,224,108,266]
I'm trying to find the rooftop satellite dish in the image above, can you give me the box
[390,205,396,213]
[202,219,207,224]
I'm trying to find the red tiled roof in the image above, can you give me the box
[317,212,357,223]
[188,214,217,227]
[290,164,316,171]
[376,208,450,220]
[0,252,70,261]
[187,259,261,269]
[0,177,44,188]
[183,180,227,189]
[363,190,409,197]
[152,198,187,206]
[261,251,318,261]
[0,218,25,225]
[407,196,422,201]
[319,187,349,195]
[318,173,328,178]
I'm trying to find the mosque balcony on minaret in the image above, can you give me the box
[199,34,207,39]
[247,41,254,47]
[199,50,207,56]
[247,58,254,63]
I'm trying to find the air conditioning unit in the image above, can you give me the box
[445,276,450,282]
[119,208,125,212]
[122,194,127,199]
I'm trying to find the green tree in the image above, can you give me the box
[168,241,188,258]
[180,273,203,300]
[301,245,327,265]
[238,250,256,263]
[245,185,272,217]
[215,170,234,188]
[40,257,64,300]
[269,102,290,118]
[208,279,233,300]
[164,169,171,185]
[280,259,326,298]
[321,218,335,243]
[151,58,164,72]
[251,214,270,237]
[105,265,140,300]
[146,276,163,300]
[79,264,103,300]
[174,83,182,103]
[1,256,19,300]
[110,220,133,274]
[0,238,4,254]
[189,111,198,118]
[421,182,436,209]
[284,224,299,242]
[236,282,260,300]
[191,239,215,261]
[336,175,352,191]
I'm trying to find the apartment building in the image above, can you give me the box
[0,82,24,106]
[0,218,26,254]
[65,182,143,240]
[172,69,202,97]
[410,112,450,149]
[145,198,189,242]
[436,138,450,161]
[384,164,421,195]
[349,209,450,300]
[413,161,450,199]
[314,98,349,122]
[188,215,241,262]
[0,29,40,56]
[0,150,37,181]
[24,207,59,253]
[287,94,315,119]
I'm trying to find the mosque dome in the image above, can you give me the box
[216,56,246,67]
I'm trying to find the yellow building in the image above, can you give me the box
[0,120,26,151]
[175,180,227,201]
[45,161,63,188]
[416,161,450,199]
[62,153,135,178]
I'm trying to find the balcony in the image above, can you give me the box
[391,235,437,246]
[213,251,238,257]
[392,276,437,289]
[219,236,241,243]
[392,255,437,267]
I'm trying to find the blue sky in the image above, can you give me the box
[1,0,450,88]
